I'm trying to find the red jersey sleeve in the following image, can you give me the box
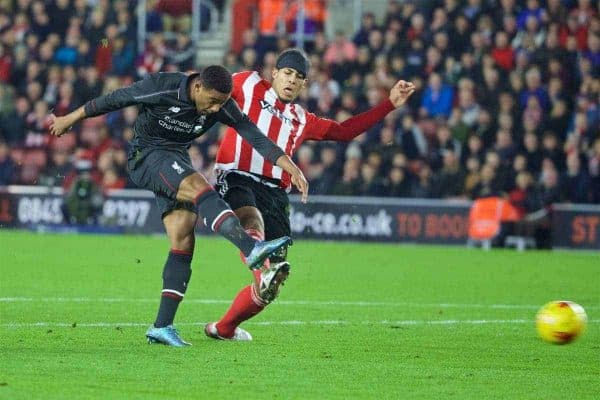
[302,111,336,140]
[302,99,395,142]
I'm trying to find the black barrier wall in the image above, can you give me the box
[289,195,471,244]
[1,186,599,250]
[552,204,600,250]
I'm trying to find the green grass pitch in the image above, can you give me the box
[0,230,599,399]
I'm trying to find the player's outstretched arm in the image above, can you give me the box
[49,74,163,137]
[314,80,416,142]
[49,106,86,137]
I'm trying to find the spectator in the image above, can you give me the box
[358,162,386,197]
[491,31,514,71]
[541,131,565,171]
[0,140,16,185]
[463,156,481,197]
[312,145,340,195]
[324,30,357,65]
[63,160,104,225]
[430,124,462,171]
[509,171,542,217]
[353,12,378,47]
[562,152,591,203]
[522,131,543,172]
[420,73,454,118]
[587,138,600,202]
[24,100,50,148]
[471,163,502,199]
[0,96,28,145]
[111,35,135,76]
[494,129,518,164]
[166,33,195,71]
[520,67,550,111]
[432,150,465,198]
[386,167,412,197]
[331,158,361,196]
[39,150,73,187]
[410,164,434,198]
[449,15,471,57]
[397,114,428,161]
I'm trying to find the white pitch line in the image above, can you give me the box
[1,319,599,328]
[1,297,598,310]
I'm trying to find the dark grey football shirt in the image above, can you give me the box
[83,72,285,164]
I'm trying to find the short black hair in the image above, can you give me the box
[199,65,232,94]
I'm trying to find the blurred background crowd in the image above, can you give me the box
[0,0,598,216]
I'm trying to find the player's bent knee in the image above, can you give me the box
[236,206,264,232]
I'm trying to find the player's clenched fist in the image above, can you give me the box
[389,80,416,108]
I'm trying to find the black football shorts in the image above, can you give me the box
[215,170,291,240]
[127,148,196,218]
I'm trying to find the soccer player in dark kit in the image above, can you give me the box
[49,66,309,346]
[207,49,415,340]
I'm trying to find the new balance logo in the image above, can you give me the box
[172,161,184,175]
[169,106,181,113]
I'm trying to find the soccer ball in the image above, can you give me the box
[536,301,587,344]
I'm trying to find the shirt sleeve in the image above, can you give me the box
[231,71,253,104]
[83,73,166,117]
[304,99,395,142]
[217,99,285,164]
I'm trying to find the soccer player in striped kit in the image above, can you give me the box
[206,49,416,340]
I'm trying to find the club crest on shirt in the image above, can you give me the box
[171,161,184,175]
[260,100,292,126]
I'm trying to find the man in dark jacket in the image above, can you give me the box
[49,66,308,346]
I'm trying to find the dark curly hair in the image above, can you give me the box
[198,65,233,94]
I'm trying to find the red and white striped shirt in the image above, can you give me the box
[216,70,396,191]
[215,71,334,191]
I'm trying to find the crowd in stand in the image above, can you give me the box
[0,0,599,212]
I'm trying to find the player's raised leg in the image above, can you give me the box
[206,205,290,340]
[146,209,196,347]
[236,205,290,304]
[177,173,290,269]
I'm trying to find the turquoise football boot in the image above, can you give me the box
[245,236,291,270]
[146,325,191,347]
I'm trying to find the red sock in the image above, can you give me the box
[216,228,270,337]
[215,285,266,337]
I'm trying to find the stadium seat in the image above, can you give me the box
[467,197,520,250]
